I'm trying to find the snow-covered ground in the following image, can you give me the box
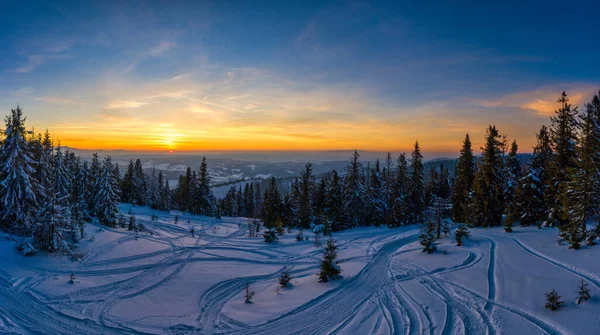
[1,205,599,334]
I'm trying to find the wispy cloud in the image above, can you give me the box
[15,55,45,73]
[105,100,148,109]
[150,41,176,56]
[474,84,598,116]
[35,96,87,106]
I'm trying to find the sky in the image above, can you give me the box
[0,0,599,156]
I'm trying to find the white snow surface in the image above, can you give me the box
[1,206,599,334]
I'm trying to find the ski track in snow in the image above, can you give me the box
[511,237,600,289]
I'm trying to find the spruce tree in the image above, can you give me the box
[408,141,425,224]
[451,134,476,223]
[279,264,292,288]
[547,92,578,230]
[514,126,552,227]
[366,160,387,227]
[504,140,521,227]
[96,157,120,227]
[0,107,38,234]
[544,289,564,311]
[419,220,437,253]
[298,163,314,229]
[470,126,504,227]
[318,237,341,282]
[389,153,409,227]
[326,169,346,231]
[454,225,470,246]
[563,98,600,248]
[576,279,591,305]
[312,176,328,226]
[344,150,365,227]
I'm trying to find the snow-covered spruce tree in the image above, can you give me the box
[513,126,552,227]
[451,133,476,223]
[279,264,292,288]
[547,92,579,229]
[586,224,600,246]
[366,160,387,227]
[344,150,365,228]
[70,159,89,239]
[388,153,409,228]
[318,237,341,282]
[544,289,564,311]
[95,157,120,227]
[120,160,135,204]
[0,107,38,234]
[297,163,314,229]
[504,141,521,230]
[426,164,451,239]
[312,176,328,227]
[419,220,437,253]
[133,159,147,206]
[454,224,470,246]
[408,141,425,224]
[146,167,160,209]
[86,153,102,217]
[561,98,600,248]
[383,152,394,210]
[260,177,281,230]
[263,228,278,243]
[470,126,504,228]
[576,279,591,304]
[326,169,347,231]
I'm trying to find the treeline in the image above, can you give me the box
[255,144,442,233]
[119,157,217,216]
[218,182,263,218]
[0,107,121,254]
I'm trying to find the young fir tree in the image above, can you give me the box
[279,264,292,288]
[0,107,38,234]
[419,220,437,254]
[454,225,470,246]
[366,160,387,227]
[547,92,579,231]
[408,141,425,224]
[544,289,564,311]
[318,237,341,282]
[586,223,600,246]
[451,134,476,223]
[470,126,504,227]
[389,153,409,228]
[576,279,591,305]
[344,150,365,228]
[244,282,255,303]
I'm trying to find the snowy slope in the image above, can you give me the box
[1,206,599,334]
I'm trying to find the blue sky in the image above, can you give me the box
[0,0,599,153]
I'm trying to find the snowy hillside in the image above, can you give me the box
[1,205,599,334]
